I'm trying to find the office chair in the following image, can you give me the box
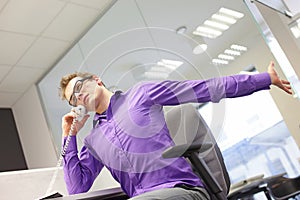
[163,104,231,200]
[267,175,300,200]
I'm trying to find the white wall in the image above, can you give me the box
[12,85,57,169]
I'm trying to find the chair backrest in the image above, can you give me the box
[165,104,231,198]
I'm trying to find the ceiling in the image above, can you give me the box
[0,0,115,108]
[0,0,284,108]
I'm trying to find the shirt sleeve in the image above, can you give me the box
[62,136,104,194]
[142,73,271,105]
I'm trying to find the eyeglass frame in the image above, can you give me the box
[68,75,93,107]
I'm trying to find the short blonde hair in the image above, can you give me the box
[59,72,93,100]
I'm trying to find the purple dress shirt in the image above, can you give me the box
[62,73,271,197]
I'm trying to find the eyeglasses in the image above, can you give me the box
[68,76,93,106]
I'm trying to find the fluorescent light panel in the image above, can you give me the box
[219,7,244,19]
[193,7,244,39]
[193,44,208,54]
[213,43,248,65]
[204,20,229,30]
[149,66,170,73]
[193,30,219,39]
[231,44,247,51]
[218,54,235,60]
[161,59,183,67]
[212,14,237,25]
[157,59,183,71]
[224,49,241,56]
[196,26,222,38]
[212,59,229,65]
[143,59,183,79]
[144,71,169,79]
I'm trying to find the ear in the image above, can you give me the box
[94,75,103,86]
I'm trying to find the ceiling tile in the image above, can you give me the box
[0,66,44,92]
[0,65,12,83]
[0,0,65,35]
[43,3,100,41]
[0,0,9,10]
[0,65,11,82]
[67,0,113,10]
[0,92,21,107]
[17,37,70,69]
[0,31,35,65]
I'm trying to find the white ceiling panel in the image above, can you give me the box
[0,92,21,107]
[0,65,11,81]
[66,0,114,10]
[17,37,70,69]
[0,0,65,35]
[0,31,35,65]
[0,66,44,92]
[0,0,8,10]
[42,3,100,41]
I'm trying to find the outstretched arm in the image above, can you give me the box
[268,61,293,95]
[137,61,292,106]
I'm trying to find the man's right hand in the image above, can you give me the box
[268,61,293,95]
[62,110,90,137]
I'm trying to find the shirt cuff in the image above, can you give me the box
[253,72,271,90]
[62,135,78,154]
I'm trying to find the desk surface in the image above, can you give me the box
[50,187,127,200]
[228,173,286,197]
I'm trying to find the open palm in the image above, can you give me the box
[268,61,292,95]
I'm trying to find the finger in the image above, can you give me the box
[267,61,274,70]
[281,79,290,84]
[284,85,292,89]
[63,113,73,121]
[283,87,293,95]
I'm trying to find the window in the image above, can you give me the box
[198,88,300,185]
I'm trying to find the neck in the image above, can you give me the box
[96,89,113,114]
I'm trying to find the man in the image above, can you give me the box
[59,61,292,200]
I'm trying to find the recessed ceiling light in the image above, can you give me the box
[192,7,244,39]
[193,31,219,38]
[218,54,234,60]
[204,20,229,30]
[224,49,241,56]
[149,66,170,73]
[213,43,248,65]
[144,71,169,79]
[212,14,237,24]
[219,7,244,19]
[195,26,222,38]
[157,59,183,71]
[231,44,247,51]
[212,59,229,65]
[193,44,208,54]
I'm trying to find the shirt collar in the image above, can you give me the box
[93,90,122,128]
